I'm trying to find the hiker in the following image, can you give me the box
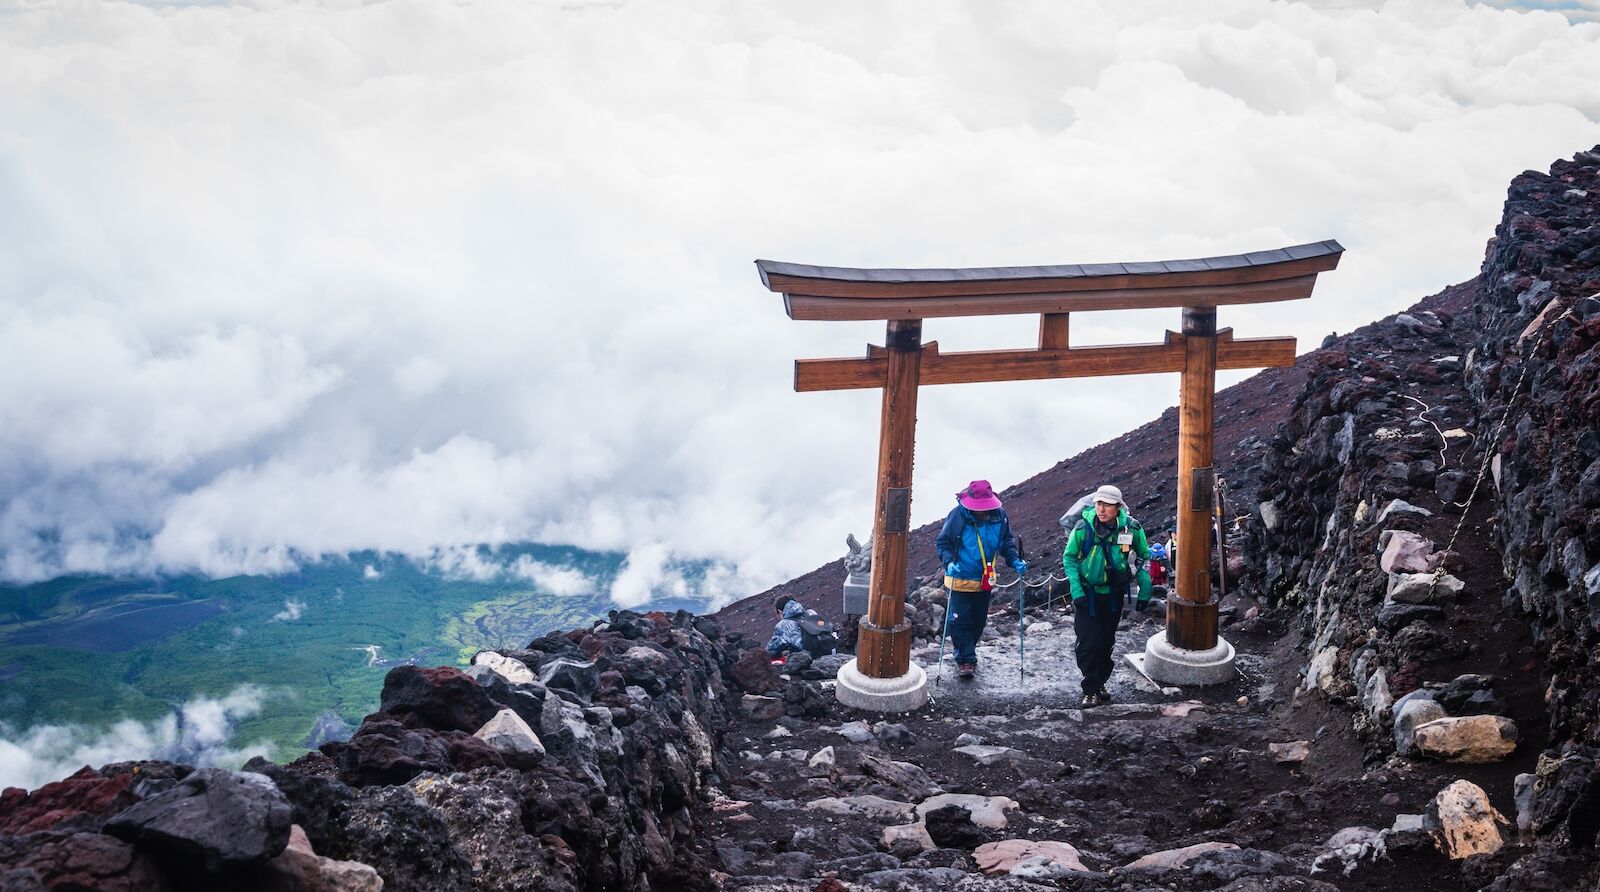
[766,596,806,657]
[1147,541,1170,591]
[1063,484,1151,706]
[936,479,1026,679]
[766,595,841,659]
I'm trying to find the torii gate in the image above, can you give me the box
[756,240,1343,711]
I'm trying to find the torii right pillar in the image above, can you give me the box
[1142,306,1238,685]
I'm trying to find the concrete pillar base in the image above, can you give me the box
[1141,632,1237,686]
[834,658,929,712]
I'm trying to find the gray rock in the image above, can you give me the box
[105,768,293,873]
[1387,571,1464,604]
[741,694,785,721]
[1378,500,1433,523]
[1376,602,1445,631]
[1394,699,1448,758]
[954,733,984,747]
[953,745,1024,766]
[473,708,545,767]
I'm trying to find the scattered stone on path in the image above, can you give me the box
[1394,698,1449,757]
[1425,779,1509,859]
[1377,499,1432,523]
[1379,531,1439,574]
[1311,827,1385,876]
[803,795,915,822]
[881,822,936,855]
[1305,646,1339,692]
[836,720,875,743]
[954,733,984,747]
[874,722,916,745]
[1161,701,1208,718]
[973,839,1088,875]
[953,745,1024,766]
[923,804,988,849]
[1121,841,1240,871]
[740,694,785,721]
[914,794,1019,830]
[1268,741,1311,764]
[1387,571,1464,604]
[1414,715,1518,763]
[472,708,545,767]
[808,746,835,768]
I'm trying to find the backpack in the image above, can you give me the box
[1070,514,1144,590]
[797,609,839,657]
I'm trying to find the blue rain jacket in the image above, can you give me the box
[935,503,1020,592]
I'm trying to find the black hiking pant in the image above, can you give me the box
[1073,589,1123,694]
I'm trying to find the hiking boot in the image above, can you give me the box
[1080,690,1098,707]
[957,663,976,679]
[1092,690,1114,706]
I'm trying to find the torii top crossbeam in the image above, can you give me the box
[755,240,1342,710]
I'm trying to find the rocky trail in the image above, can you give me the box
[3,149,1599,891]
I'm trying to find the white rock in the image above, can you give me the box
[1414,716,1518,763]
[1027,621,1054,633]
[808,746,835,768]
[1515,773,1535,840]
[474,708,545,761]
[1305,645,1339,692]
[954,745,1024,766]
[472,651,536,685]
[1260,501,1280,531]
[1394,699,1448,757]
[836,720,875,743]
[1387,572,1464,604]
[1122,841,1239,871]
[1378,499,1433,523]
[1425,780,1509,859]
[1380,531,1438,574]
[804,795,914,822]
[1363,668,1393,723]
[763,726,792,739]
[914,794,1020,830]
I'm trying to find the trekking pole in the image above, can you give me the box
[1213,474,1230,604]
[1017,575,1026,682]
[935,585,954,687]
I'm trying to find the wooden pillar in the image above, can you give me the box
[858,319,922,679]
[1039,313,1069,350]
[1168,306,1219,651]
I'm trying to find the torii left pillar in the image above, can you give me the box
[835,319,931,711]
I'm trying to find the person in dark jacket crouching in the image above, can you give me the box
[935,480,1025,679]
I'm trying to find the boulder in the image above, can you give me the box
[1380,531,1439,574]
[379,665,501,733]
[1425,779,1509,859]
[324,718,454,786]
[0,766,140,835]
[473,709,546,768]
[973,839,1087,875]
[728,648,781,694]
[1377,500,1433,523]
[260,824,384,892]
[0,831,170,892]
[914,794,1019,830]
[105,768,293,873]
[537,658,601,703]
[465,668,547,730]
[1304,646,1339,692]
[1394,699,1449,758]
[1436,469,1473,504]
[1375,602,1444,631]
[836,721,875,743]
[808,747,835,769]
[1414,715,1518,763]
[811,654,852,679]
[1387,572,1464,604]
[1122,840,1239,871]
[923,804,988,849]
[782,682,828,718]
[472,651,536,685]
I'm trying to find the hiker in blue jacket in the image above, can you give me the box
[935,480,1025,679]
[766,596,806,657]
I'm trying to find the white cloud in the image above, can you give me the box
[0,0,1596,601]
[272,599,306,622]
[0,685,271,792]
[509,556,594,596]
[362,564,381,579]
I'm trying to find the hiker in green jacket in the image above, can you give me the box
[1062,484,1151,706]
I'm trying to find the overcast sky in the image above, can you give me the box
[1,0,1597,605]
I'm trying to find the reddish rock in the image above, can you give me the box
[442,731,506,773]
[379,665,501,733]
[1,831,172,891]
[0,767,139,835]
[729,647,781,694]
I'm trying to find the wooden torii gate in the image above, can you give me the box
[756,240,1342,710]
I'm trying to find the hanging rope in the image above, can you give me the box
[1425,295,1596,596]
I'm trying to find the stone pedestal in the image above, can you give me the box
[1141,632,1237,686]
[835,658,929,712]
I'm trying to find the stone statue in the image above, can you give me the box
[842,534,872,615]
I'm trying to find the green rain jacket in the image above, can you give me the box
[1062,505,1152,603]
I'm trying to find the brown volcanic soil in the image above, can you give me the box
[717,285,1475,641]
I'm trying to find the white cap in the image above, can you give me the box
[1091,484,1124,506]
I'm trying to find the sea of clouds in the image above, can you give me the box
[0,685,272,792]
[1,0,1598,608]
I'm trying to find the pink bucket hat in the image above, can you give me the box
[958,480,1002,511]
